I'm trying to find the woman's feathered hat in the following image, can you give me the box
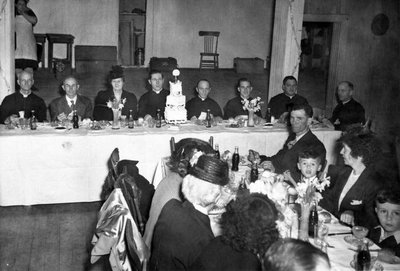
[188,155,229,186]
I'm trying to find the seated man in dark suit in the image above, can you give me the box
[223,78,262,119]
[0,70,46,124]
[49,76,92,122]
[150,155,229,270]
[325,81,365,131]
[138,70,169,119]
[186,79,223,120]
[260,103,326,181]
[267,76,308,122]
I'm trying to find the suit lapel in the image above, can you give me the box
[339,168,370,211]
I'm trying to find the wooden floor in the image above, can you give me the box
[0,201,110,271]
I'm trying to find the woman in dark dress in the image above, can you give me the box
[93,66,138,121]
[15,0,38,74]
[190,193,280,271]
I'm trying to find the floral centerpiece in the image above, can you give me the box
[289,173,330,240]
[107,98,126,129]
[241,97,263,127]
[248,170,330,240]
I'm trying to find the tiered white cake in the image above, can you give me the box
[164,80,187,124]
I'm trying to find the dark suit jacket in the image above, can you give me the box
[368,227,400,257]
[150,199,214,271]
[223,96,262,119]
[263,130,326,181]
[93,89,138,121]
[320,166,381,229]
[49,95,92,121]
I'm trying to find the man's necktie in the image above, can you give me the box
[287,139,297,149]
[70,100,75,110]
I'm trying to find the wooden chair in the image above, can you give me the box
[199,31,220,69]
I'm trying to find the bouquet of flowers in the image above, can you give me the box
[294,174,330,206]
[107,98,126,110]
[242,97,263,112]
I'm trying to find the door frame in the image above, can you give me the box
[303,14,349,115]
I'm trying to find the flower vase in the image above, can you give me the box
[299,204,311,241]
[112,109,120,130]
[248,110,255,127]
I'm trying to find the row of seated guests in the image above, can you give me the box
[0,66,365,131]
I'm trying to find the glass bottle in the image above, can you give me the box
[72,110,79,129]
[250,162,259,182]
[309,201,319,238]
[128,110,134,129]
[356,239,371,271]
[30,110,37,130]
[231,146,240,171]
[214,144,220,159]
[206,109,212,128]
[266,107,272,123]
[156,109,162,128]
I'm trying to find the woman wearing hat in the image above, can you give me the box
[93,66,138,121]
[144,138,215,249]
[149,155,230,271]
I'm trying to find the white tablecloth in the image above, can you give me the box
[0,124,341,206]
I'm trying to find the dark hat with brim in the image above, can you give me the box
[188,155,229,186]
[109,65,124,80]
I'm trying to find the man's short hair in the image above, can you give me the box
[63,75,78,85]
[197,79,210,88]
[291,103,313,118]
[283,76,298,85]
[148,70,163,79]
[263,238,331,271]
[375,188,400,206]
[298,149,323,164]
[338,81,354,90]
[237,78,252,88]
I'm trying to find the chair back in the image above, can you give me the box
[170,137,176,156]
[116,173,145,236]
[199,31,220,54]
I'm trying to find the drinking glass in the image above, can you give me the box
[314,222,329,246]
[352,225,369,244]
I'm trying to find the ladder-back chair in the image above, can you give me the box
[199,31,220,69]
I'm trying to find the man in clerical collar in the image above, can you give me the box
[267,76,309,122]
[138,70,169,119]
[186,79,223,120]
[49,76,93,122]
[223,78,262,119]
[0,70,46,124]
[260,103,326,181]
[325,81,365,131]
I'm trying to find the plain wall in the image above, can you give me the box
[145,0,274,68]
[29,0,119,62]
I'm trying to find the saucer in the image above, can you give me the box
[344,236,374,247]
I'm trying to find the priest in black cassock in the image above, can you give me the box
[267,75,308,121]
[328,81,365,131]
[186,79,223,120]
[0,71,46,124]
[223,78,263,119]
[138,70,169,118]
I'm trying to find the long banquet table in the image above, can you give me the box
[0,123,341,206]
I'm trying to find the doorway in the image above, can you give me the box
[298,22,333,113]
[119,0,146,67]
